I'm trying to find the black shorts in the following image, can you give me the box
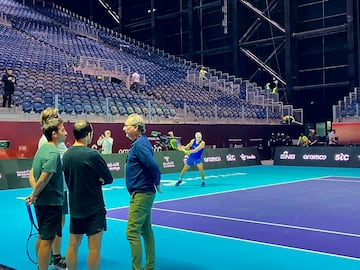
[34,205,63,240]
[62,191,68,215]
[70,209,107,236]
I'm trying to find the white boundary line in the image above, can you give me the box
[319,176,360,180]
[106,217,360,261]
[151,207,360,238]
[317,179,360,183]
[106,174,360,260]
[107,175,331,211]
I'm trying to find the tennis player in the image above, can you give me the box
[37,107,68,269]
[175,131,206,187]
[26,118,67,270]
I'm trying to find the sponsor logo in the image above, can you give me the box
[204,156,222,163]
[153,145,163,152]
[16,170,31,179]
[118,148,130,154]
[302,154,327,160]
[107,162,120,171]
[162,156,175,168]
[334,153,350,161]
[226,154,236,162]
[280,151,296,160]
[183,155,188,164]
[239,154,256,161]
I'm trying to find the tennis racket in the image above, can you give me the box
[169,138,181,150]
[26,203,39,265]
[175,144,190,155]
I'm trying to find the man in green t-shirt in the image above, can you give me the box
[26,118,68,270]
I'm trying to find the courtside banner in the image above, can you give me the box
[202,147,261,169]
[102,154,127,179]
[274,146,360,168]
[0,161,8,190]
[3,158,32,189]
[154,150,185,174]
[0,148,261,190]
[154,147,261,173]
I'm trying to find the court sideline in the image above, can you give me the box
[1,165,360,269]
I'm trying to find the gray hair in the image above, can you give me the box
[127,114,146,134]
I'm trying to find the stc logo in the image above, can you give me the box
[280,151,296,160]
[226,154,236,162]
[334,153,350,161]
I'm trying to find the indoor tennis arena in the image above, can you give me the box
[0,0,360,269]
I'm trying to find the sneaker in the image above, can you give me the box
[201,182,205,187]
[52,257,67,269]
[175,180,182,186]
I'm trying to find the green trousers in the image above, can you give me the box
[126,192,156,270]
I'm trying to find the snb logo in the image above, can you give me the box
[335,153,350,161]
[226,154,236,161]
[164,156,170,162]
[280,151,295,160]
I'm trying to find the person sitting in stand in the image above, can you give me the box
[308,129,318,146]
[297,133,308,147]
[328,130,338,146]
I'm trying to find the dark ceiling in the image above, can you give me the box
[51,0,360,123]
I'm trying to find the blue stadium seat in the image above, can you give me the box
[64,104,74,114]
[74,104,83,114]
[22,101,33,113]
[33,102,44,113]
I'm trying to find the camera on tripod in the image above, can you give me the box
[150,131,181,150]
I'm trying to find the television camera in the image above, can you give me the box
[150,131,181,150]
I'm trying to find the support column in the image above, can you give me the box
[187,0,194,59]
[89,0,94,21]
[284,0,298,103]
[151,0,156,47]
[347,0,355,90]
[117,0,122,32]
[231,0,239,76]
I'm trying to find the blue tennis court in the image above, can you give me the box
[1,165,360,269]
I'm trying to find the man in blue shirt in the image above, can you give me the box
[123,113,162,270]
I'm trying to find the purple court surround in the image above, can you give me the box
[107,177,360,259]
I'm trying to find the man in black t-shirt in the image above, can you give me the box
[2,68,16,108]
[63,120,113,270]
[308,129,318,146]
